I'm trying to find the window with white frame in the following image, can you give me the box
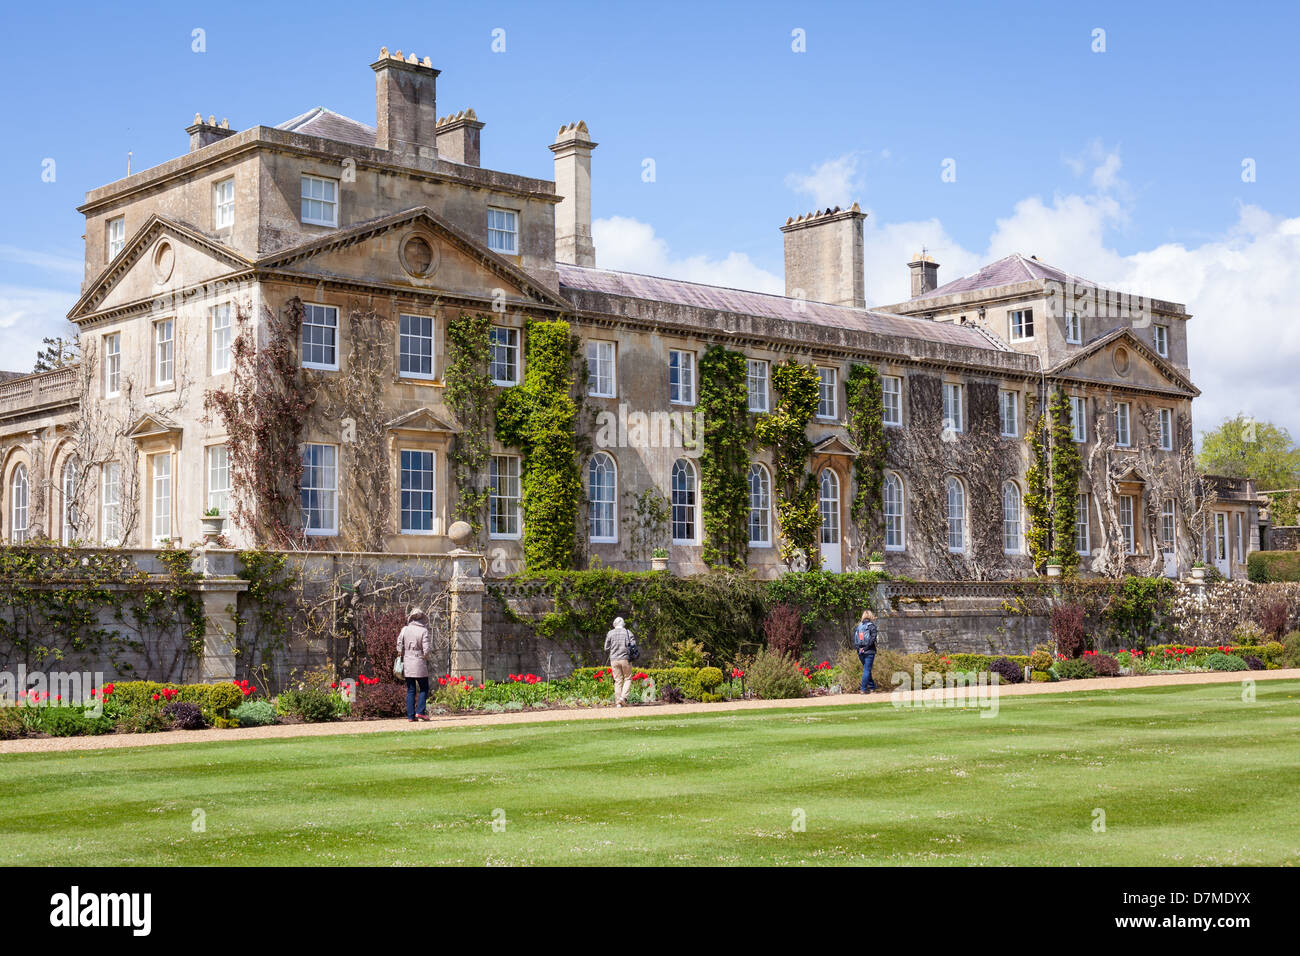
[1115,402,1131,447]
[489,326,520,385]
[819,469,840,546]
[747,359,769,413]
[1009,308,1034,341]
[587,340,615,397]
[588,453,617,542]
[1157,407,1173,451]
[489,455,521,538]
[101,463,122,546]
[153,318,174,386]
[884,472,904,550]
[1236,513,1245,561]
[999,390,1019,437]
[399,313,434,379]
[487,207,518,255]
[817,367,838,419]
[151,453,172,544]
[103,333,121,397]
[214,178,235,229]
[1120,494,1136,553]
[210,304,232,375]
[301,175,338,226]
[945,476,966,552]
[670,458,697,544]
[207,445,230,515]
[1070,396,1087,443]
[10,464,29,543]
[61,459,78,545]
[1154,324,1169,357]
[1160,498,1176,551]
[301,304,339,370]
[300,444,338,535]
[882,375,902,426]
[748,463,771,546]
[399,449,436,534]
[1076,493,1090,554]
[1002,481,1023,553]
[669,350,696,405]
[107,217,125,259]
[942,382,964,434]
[1065,311,1082,344]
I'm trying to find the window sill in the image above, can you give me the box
[303,364,339,373]
[145,383,175,397]
[489,533,522,541]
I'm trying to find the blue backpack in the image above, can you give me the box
[853,621,878,652]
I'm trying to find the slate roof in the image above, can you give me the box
[0,371,25,383]
[914,253,1078,300]
[557,263,1009,351]
[276,107,376,148]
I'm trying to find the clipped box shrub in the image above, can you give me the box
[1029,646,1054,672]
[1247,551,1300,583]
[231,700,276,727]
[1030,671,1055,682]
[1056,657,1098,680]
[1206,652,1248,672]
[0,707,24,739]
[277,688,337,722]
[34,707,115,737]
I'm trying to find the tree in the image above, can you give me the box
[34,334,80,372]
[1198,415,1300,491]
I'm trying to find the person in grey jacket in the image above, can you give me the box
[398,608,433,721]
[604,616,636,707]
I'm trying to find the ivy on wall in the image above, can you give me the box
[1049,388,1082,572]
[621,488,670,563]
[495,319,583,571]
[844,364,886,564]
[445,314,494,540]
[1024,395,1052,571]
[755,359,822,568]
[698,345,752,568]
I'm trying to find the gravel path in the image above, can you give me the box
[3,668,1296,756]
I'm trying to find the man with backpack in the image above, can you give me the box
[852,610,879,694]
[604,616,639,707]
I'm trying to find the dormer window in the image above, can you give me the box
[107,217,125,259]
[301,175,338,227]
[487,207,518,255]
[1009,308,1034,342]
[214,178,235,229]
[1065,311,1081,344]
[1154,324,1169,357]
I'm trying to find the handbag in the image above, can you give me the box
[627,635,640,662]
[393,655,404,678]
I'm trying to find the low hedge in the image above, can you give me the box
[946,653,1031,673]
[104,680,246,723]
[1247,551,1300,583]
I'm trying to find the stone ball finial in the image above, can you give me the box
[380,46,389,57]
[194,112,202,124]
[448,520,473,547]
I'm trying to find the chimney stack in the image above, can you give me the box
[371,47,440,168]
[908,253,940,297]
[549,121,597,268]
[186,114,236,152]
[780,204,867,309]
[435,109,485,167]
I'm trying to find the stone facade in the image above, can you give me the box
[0,48,1254,586]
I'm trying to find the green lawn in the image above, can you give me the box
[3,681,1299,866]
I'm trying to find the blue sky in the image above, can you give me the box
[3,0,1298,436]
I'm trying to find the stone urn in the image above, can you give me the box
[868,559,886,573]
[1191,565,1206,582]
[1045,563,1063,578]
[651,553,669,572]
[200,514,224,540]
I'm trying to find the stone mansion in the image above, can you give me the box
[0,48,1262,581]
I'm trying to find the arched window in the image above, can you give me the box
[748,463,771,546]
[819,468,840,545]
[1002,481,1022,554]
[884,472,905,550]
[945,476,966,553]
[588,453,617,542]
[671,459,697,544]
[62,458,79,546]
[10,464,29,543]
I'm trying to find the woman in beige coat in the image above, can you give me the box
[398,608,433,721]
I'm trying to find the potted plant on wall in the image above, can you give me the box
[201,507,224,541]
[867,551,886,573]
[1191,560,1206,582]
[651,547,669,572]
[1045,562,1063,577]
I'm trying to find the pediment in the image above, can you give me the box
[256,207,571,311]
[812,434,860,457]
[1048,328,1198,397]
[126,412,182,440]
[69,216,252,321]
[386,407,460,434]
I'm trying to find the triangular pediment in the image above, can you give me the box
[386,406,460,434]
[812,434,860,457]
[256,207,571,311]
[69,215,252,321]
[126,412,182,440]
[1047,328,1199,397]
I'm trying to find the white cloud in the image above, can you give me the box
[593,216,783,294]
[0,245,82,276]
[784,154,861,210]
[0,284,76,374]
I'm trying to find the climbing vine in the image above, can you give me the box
[445,314,494,540]
[698,345,752,568]
[844,364,886,565]
[1049,388,1082,572]
[1024,394,1052,571]
[495,319,583,571]
[755,359,822,568]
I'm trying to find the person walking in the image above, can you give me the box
[398,608,433,721]
[604,616,637,707]
[852,610,879,694]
